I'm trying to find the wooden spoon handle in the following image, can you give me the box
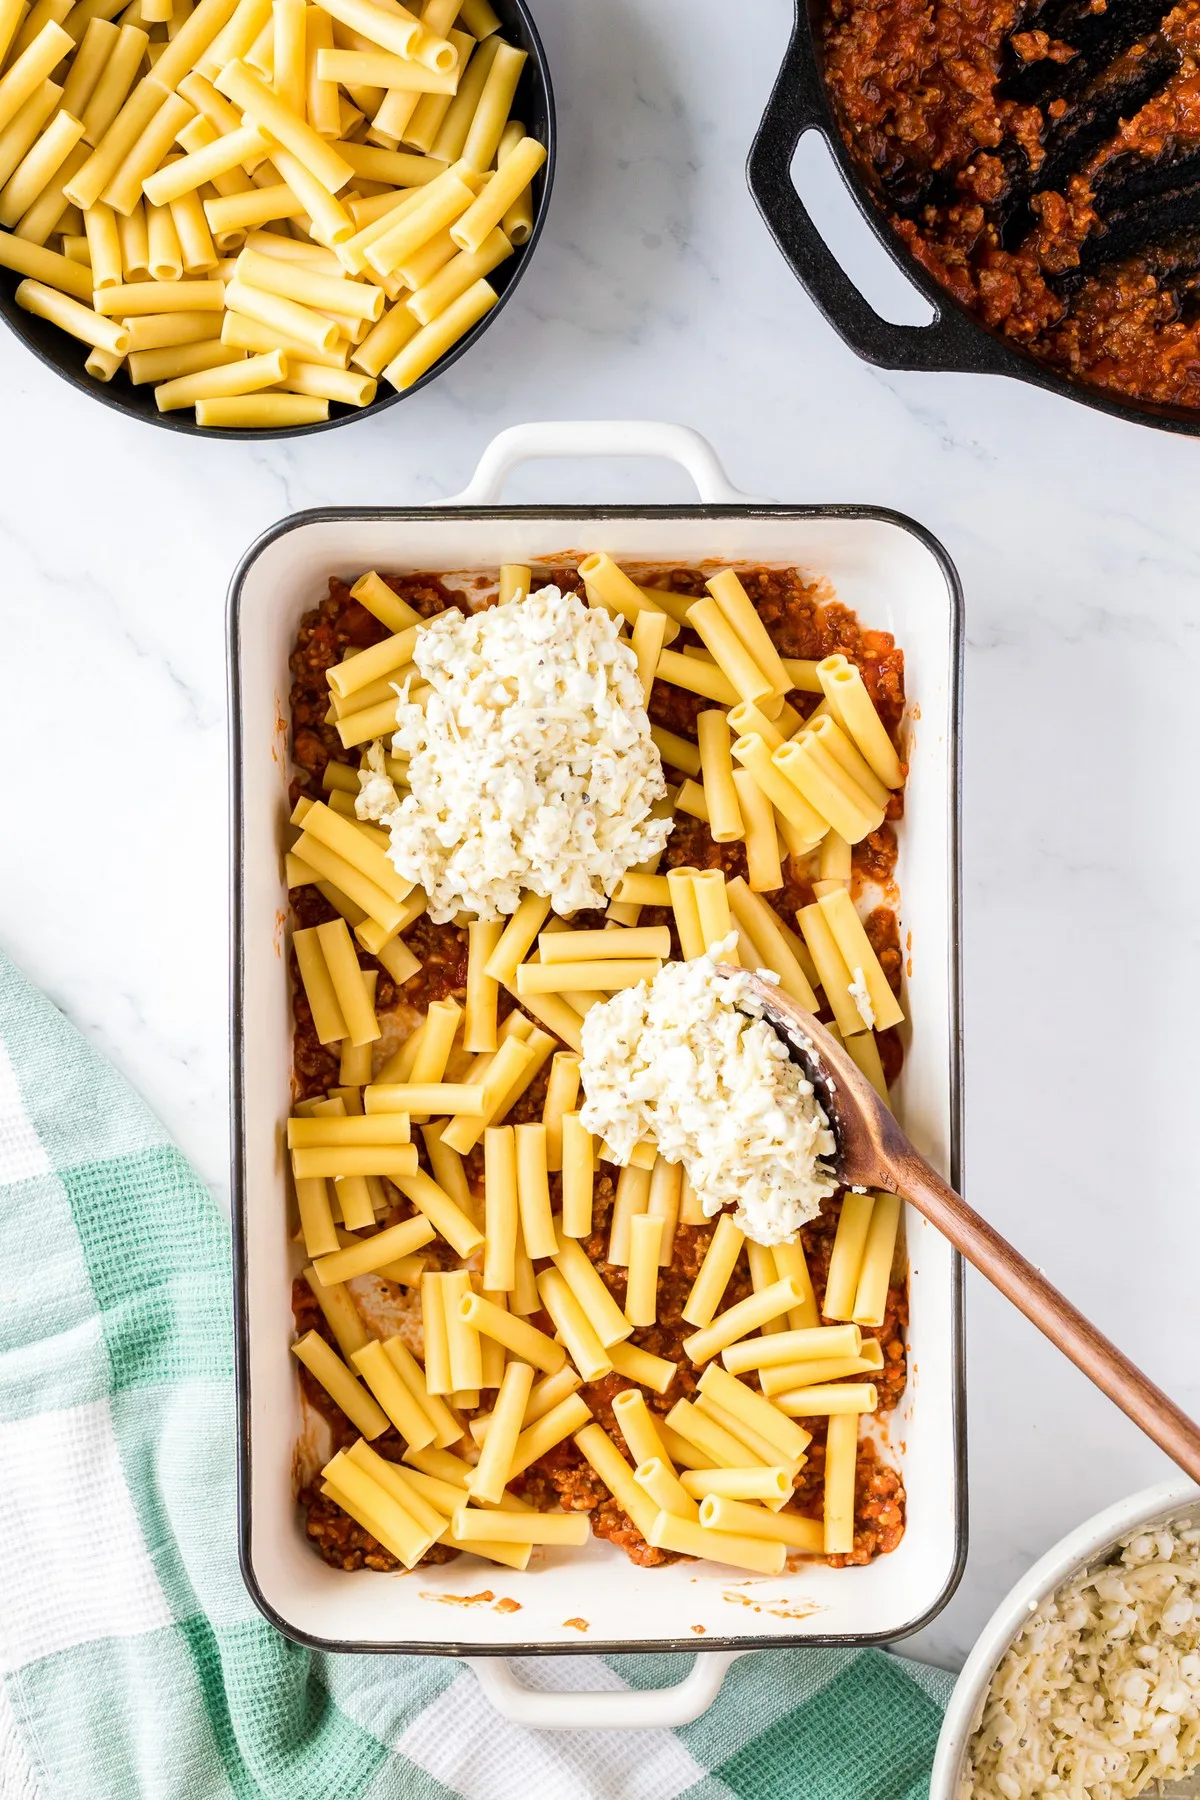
[898,1154,1200,1483]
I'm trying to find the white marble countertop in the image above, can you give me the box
[1,0,1196,1679]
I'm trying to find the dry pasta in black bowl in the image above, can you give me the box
[0,0,553,436]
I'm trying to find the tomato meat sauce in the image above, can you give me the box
[287,566,908,1574]
[820,0,1200,410]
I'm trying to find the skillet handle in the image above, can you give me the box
[466,1651,743,1730]
[447,419,759,506]
[747,8,1012,376]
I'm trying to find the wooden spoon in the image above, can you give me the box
[734,968,1200,1485]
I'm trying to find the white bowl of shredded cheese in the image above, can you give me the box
[933,1477,1200,1800]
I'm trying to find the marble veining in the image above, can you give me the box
[0,0,1195,1676]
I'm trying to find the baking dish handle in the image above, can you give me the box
[447,419,757,506]
[465,1650,744,1730]
[747,8,1013,376]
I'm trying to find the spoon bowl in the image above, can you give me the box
[726,966,906,1192]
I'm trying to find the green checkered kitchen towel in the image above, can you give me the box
[0,947,953,1799]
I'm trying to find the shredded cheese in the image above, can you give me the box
[359,585,671,924]
[962,1517,1200,1800]
[578,943,837,1246]
[356,740,398,820]
[848,966,875,1030]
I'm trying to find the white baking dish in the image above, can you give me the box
[228,420,966,1726]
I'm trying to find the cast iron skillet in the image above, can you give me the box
[0,0,555,441]
[748,0,1200,438]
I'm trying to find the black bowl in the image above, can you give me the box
[748,0,1200,439]
[0,0,555,440]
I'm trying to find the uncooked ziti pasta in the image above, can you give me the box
[285,554,910,1576]
[0,0,545,426]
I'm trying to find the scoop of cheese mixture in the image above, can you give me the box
[962,1519,1200,1800]
[579,949,837,1246]
[361,585,672,924]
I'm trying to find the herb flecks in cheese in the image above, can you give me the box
[963,1518,1200,1800]
[579,945,837,1246]
[361,585,671,924]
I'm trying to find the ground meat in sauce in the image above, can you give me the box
[287,566,909,1573]
[820,0,1200,410]
[292,1277,460,1571]
[288,573,469,807]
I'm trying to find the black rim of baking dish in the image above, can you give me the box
[226,502,967,1657]
[0,0,555,442]
[747,0,1200,439]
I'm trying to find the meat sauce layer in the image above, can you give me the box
[820,0,1200,410]
[288,565,908,1574]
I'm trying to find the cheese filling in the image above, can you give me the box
[359,585,672,924]
[848,967,875,1030]
[578,945,838,1246]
